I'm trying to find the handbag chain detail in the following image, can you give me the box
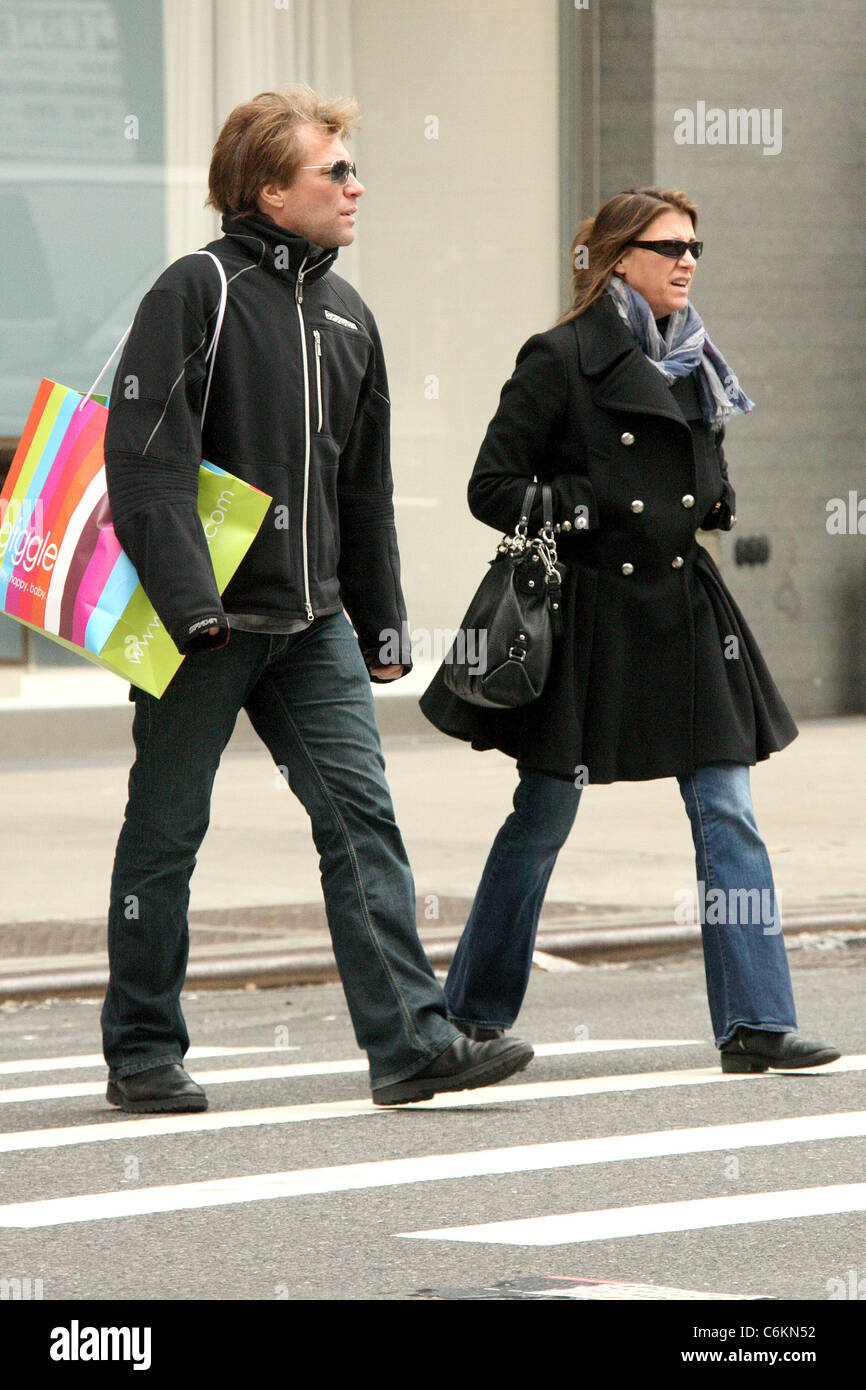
[443,481,565,708]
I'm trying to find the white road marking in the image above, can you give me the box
[0,1057,860,1132]
[0,1039,701,1103]
[1,1110,865,1229]
[0,1045,294,1077]
[0,1061,364,1104]
[512,1279,763,1300]
[0,1057,861,1155]
[398,1183,866,1246]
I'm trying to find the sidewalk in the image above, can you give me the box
[1,699,865,997]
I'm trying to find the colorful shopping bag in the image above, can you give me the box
[0,378,271,696]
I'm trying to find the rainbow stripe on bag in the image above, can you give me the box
[0,379,271,695]
[0,380,122,649]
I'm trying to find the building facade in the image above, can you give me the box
[1,0,863,714]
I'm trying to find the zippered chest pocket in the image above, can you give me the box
[308,320,372,449]
[313,328,324,434]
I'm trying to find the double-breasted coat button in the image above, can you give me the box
[620,431,635,446]
[730,514,737,525]
[671,555,684,568]
[562,519,572,531]
[621,562,634,575]
[629,499,644,513]
[681,494,695,508]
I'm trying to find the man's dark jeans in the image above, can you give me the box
[101,611,457,1089]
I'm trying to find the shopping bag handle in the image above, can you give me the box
[77,249,228,425]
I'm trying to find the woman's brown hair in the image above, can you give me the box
[559,187,698,322]
[206,85,360,216]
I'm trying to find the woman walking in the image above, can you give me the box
[421,187,838,1073]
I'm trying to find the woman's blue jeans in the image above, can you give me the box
[445,763,797,1046]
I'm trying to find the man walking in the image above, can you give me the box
[100,86,532,1111]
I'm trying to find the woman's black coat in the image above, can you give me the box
[420,293,797,784]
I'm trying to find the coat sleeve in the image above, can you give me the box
[699,425,737,531]
[103,285,230,655]
[467,334,599,535]
[336,314,412,679]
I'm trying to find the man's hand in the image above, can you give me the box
[370,665,403,680]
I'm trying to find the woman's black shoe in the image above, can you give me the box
[720,1027,841,1074]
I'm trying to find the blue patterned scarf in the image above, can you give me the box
[606,275,754,430]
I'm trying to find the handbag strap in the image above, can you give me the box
[516,481,537,535]
[515,481,555,538]
[77,249,228,426]
[541,482,553,538]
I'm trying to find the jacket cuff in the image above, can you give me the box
[177,614,230,654]
[549,474,599,535]
[364,630,414,679]
[700,480,737,532]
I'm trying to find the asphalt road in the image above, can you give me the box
[1,937,865,1310]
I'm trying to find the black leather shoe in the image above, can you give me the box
[372,1035,534,1106]
[720,1027,840,1074]
[453,1021,506,1041]
[106,1063,208,1113]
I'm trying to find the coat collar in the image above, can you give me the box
[220,210,338,286]
[572,294,691,431]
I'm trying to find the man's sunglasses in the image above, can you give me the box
[627,238,704,260]
[301,159,358,185]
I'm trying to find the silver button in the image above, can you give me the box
[681,494,695,508]
[671,555,684,568]
[562,519,572,531]
[620,431,635,446]
[730,514,737,526]
[621,562,634,576]
[629,499,644,514]
[574,514,588,529]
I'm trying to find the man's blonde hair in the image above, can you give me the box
[206,85,360,216]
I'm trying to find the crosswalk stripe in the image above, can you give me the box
[1,1056,860,1140]
[0,1045,295,1076]
[398,1182,866,1247]
[2,1110,865,1229]
[0,1058,862,1155]
[0,1039,702,1103]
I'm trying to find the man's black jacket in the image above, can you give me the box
[103,210,410,671]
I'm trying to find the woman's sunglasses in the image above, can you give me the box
[627,238,704,260]
[301,159,358,185]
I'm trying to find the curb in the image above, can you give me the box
[2,912,865,1002]
[0,692,430,762]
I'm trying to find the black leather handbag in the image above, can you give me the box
[443,482,565,708]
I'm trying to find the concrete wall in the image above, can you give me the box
[599,0,655,196]
[350,0,560,657]
[649,0,866,715]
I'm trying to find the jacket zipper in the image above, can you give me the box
[313,329,323,434]
[294,259,315,622]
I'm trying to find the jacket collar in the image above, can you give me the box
[221,210,338,285]
[573,294,690,430]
